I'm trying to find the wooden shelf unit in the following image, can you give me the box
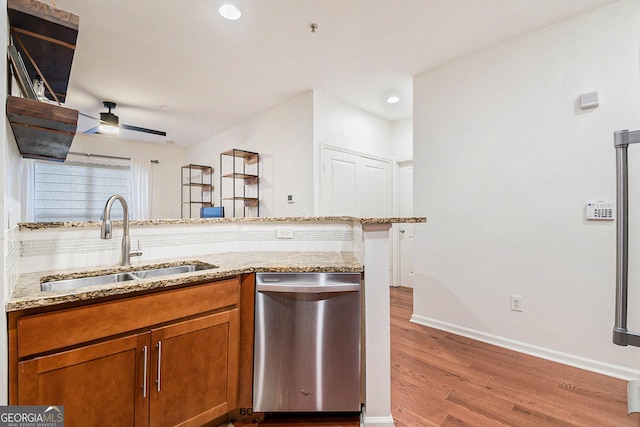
[220,149,260,217]
[181,164,213,218]
[6,0,80,162]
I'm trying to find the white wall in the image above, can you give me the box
[413,0,640,378]
[312,91,394,215]
[313,91,393,159]
[392,117,413,160]
[188,92,314,217]
[69,134,187,219]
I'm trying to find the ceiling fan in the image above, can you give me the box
[80,101,167,136]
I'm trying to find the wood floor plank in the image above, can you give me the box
[390,286,640,427]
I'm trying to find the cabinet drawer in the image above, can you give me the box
[18,277,240,358]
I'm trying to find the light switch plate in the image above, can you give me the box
[580,91,599,109]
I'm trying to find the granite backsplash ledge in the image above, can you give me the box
[17,217,425,275]
[18,216,426,230]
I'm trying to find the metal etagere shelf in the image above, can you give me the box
[181,164,213,218]
[219,149,259,217]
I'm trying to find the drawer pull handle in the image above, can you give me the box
[142,345,148,398]
[156,341,162,392]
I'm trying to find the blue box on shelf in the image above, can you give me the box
[200,207,224,218]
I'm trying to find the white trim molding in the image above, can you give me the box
[411,314,640,381]
[362,408,395,427]
[362,415,395,427]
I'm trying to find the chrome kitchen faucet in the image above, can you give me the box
[101,194,142,266]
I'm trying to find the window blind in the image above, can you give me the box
[34,161,131,222]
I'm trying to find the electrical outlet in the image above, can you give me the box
[510,295,523,312]
[276,227,294,239]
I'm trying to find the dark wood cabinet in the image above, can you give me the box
[10,277,243,427]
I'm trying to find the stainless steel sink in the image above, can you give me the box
[40,272,137,292]
[40,262,218,292]
[132,264,211,279]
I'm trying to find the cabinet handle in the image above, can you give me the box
[156,341,162,392]
[142,345,148,398]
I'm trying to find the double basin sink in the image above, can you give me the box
[40,262,217,292]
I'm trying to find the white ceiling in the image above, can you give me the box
[53,0,619,146]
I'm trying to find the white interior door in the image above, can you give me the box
[321,149,358,216]
[359,156,392,217]
[321,148,391,217]
[399,162,414,287]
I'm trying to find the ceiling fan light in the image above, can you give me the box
[219,4,241,20]
[99,111,119,135]
[99,123,119,135]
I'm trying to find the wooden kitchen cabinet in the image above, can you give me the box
[18,333,149,427]
[10,277,242,427]
[149,309,239,427]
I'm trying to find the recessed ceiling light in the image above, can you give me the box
[219,4,241,20]
[386,96,400,104]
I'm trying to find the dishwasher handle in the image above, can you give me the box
[257,283,360,293]
[256,272,361,293]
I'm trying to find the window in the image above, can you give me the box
[33,161,131,222]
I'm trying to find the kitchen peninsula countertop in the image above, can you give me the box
[18,216,426,230]
[7,251,362,312]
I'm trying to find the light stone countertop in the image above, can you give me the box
[18,216,427,230]
[7,251,362,312]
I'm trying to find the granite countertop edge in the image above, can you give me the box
[7,251,363,312]
[18,216,427,230]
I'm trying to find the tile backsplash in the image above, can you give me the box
[19,221,362,274]
[5,226,20,296]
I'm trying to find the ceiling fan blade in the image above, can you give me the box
[79,112,99,121]
[84,126,100,134]
[121,123,167,136]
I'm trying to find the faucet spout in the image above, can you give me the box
[101,194,139,266]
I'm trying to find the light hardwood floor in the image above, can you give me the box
[391,286,640,426]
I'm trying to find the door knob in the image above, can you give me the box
[400,229,405,233]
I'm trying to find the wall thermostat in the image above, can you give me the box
[586,201,614,220]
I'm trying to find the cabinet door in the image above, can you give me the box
[18,333,150,427]
[149,309,240,427]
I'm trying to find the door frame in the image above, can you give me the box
[392,158,413,287]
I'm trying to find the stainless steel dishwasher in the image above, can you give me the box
[253,272,362,413]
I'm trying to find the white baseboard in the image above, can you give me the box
[361,410,395,427]
[410,314,640,381]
